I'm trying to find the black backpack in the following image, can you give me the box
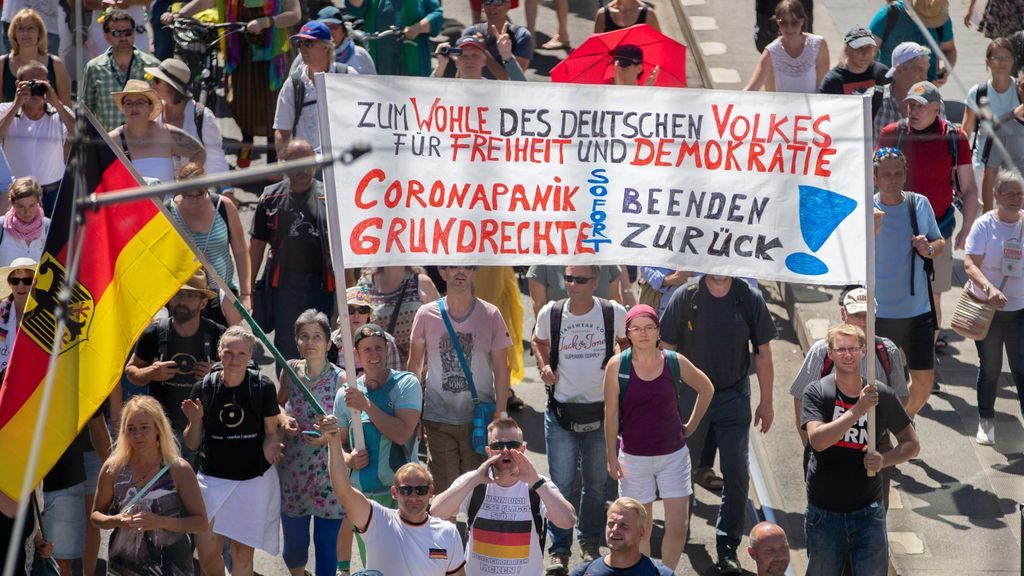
[155,317,224,365]
[290,63,348,134]
[673,279,760,353]
[466,482,546,552]
[548,298,615,373]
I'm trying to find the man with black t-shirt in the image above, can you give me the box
[802,324,919,575]
[126,272,224,463]
[819,25,890,95]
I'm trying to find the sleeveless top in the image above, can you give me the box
[279,360,345,518]
[619,354,686,457]
[766,34,823,94]
[359,272,424,366]
[107,466,193,576]
[1,54,57,102]
[601,3,648,32]
[168,199,237,291]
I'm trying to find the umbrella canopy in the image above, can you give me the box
[550,24,687,88]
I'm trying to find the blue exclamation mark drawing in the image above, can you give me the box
[784,185,857,276]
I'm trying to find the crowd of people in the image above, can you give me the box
[0,0,1021,575]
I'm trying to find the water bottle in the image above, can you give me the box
[471,402,487,455]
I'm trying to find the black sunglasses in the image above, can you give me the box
[109,28,134,37]
[564,275,593,285]
[8,276,33,286]
[348,305,371,315]
[396,484,430,496]
[293,39,316,49]
[488,440,523,451]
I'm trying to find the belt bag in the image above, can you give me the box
[550,398,604,433]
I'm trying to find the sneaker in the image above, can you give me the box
[717,546,742,575]
[580,540,601,562]
[976,418,995,445]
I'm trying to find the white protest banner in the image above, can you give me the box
[319,75,869,285]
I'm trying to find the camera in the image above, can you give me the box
[27,80,47,97]
[438,46,462,57]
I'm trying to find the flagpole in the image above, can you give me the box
[863,94,878,477]
[2,106,91,576]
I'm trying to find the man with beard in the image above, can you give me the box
[126,271,224,463]
[570,497,673,575]
[747,522,790,576]
[322,422,467,576]
[430,417,576,576]
[82,8,160,130]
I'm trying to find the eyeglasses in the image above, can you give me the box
[348,305,371,315]
[7,276,33,286]
[988,55,1013,62]
[829,346,863,356]
[776,18,802,28]
[122,98,151,108]
[109,28,134,37]
[626,325,658,334]
[396,484,430,496]
[564,275,593,285]
[293,38,316,49]
[441,265,478,270]
[488,440,523,451]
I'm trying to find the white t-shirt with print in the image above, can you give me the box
[453,470,559,576]
[359,500,466,576]
[534,297,626,404]
[965,211,1024,311]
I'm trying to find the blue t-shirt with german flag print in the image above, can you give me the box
[455,471,561,576]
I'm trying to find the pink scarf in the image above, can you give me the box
[3,206,44,241]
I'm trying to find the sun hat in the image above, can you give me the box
[0,257,37,300]
[909,0,949,28]
[346,285,373,307]
[112,79,163,121]
[144,58,192,99]
[179,270,218,300]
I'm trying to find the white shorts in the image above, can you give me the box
[618,446,692,504]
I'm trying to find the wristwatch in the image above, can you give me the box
[927,244,935,258]
[531,478,546,491]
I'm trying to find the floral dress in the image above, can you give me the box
[279,360,345,518]
[107,468,193,576]
[981,0,1024,39]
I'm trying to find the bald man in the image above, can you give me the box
[747,522,789,576]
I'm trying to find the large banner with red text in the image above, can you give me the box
[319,74,869,284]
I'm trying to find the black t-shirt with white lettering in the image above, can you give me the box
[135,319,224,431]
[819,62,891,95]
[190,371,280,481]
[801,375,911,512]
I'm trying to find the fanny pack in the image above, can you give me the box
[549,397,604,433]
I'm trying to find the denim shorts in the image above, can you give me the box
[43,481,88,559]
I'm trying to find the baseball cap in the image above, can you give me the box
[844,25,875,49]
[353,323,387,347]
[842,288,869,316]
[903,80,942,105]
[612,44,643,66]
[316,6,345,24]
[291,21,332,42]
[455,35,486,52]
[885,42,930,78]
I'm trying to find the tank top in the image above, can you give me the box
[619,354,686,456]
[360,272,423,366]
[107,466,193,575]
[601,3,649,32]
[766,33,823,94]
[1,54,57,102]
[168,198,237,291]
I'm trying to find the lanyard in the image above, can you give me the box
[107,49,136,91]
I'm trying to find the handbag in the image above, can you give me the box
[438,298,494,455]
[952,219,1021,340]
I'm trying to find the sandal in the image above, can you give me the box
[694,467,724,492]
[935,332,950,352]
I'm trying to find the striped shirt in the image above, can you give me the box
[168,199,236,291]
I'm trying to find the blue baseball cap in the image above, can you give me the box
[291,21,332,42]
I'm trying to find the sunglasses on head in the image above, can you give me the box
[109,28,134,37]
[348,305,371,315]
[396,484,430,496]
[7,275,33,286]
[564,275,593,285]
[488,440,522,451]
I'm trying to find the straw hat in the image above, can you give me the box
[179,270,218,300]
[144,58,192,99]
[0,257,37,300]
[909,0,949,28]
[112,79,163,122]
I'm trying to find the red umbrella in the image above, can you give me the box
[550,24,687,88]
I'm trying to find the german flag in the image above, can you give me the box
[471,517,533,560]
[0,112,199,497]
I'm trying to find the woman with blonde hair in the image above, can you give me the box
[0,8,70,105]
[0,176,49,266]
[91,395,208,576]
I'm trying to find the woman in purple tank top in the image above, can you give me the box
[602,305,714,572]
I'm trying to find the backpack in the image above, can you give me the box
[820,336,893,383]
[548,298,615,373]
[672,279,761,353]
[196,366,268,465]
[466,481,546,552]
[893,117,963,217]
[970,81,989,154]
[192,101,207,146]
[616,347,687,427]
[155,317,224,365]
[906,192,939,325]
[290,63,348,134]
[879,2,947,48]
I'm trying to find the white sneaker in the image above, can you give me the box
[976,418,995,445]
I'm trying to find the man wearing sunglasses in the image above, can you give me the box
[408,264,512,493]
[323,422,466,576]
[430,417,575,576]
[531,265,627,570]
[83,9,160,130]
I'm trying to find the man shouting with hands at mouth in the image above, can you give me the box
[431,417,576,576]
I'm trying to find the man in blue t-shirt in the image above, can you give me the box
[570,497,673,575]
[868,0,956,85]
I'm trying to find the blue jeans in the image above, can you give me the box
[150,0,175,59]
[805,502,888,576]
[544,409,606,553]
[975,308,1024,419]
[280,514,343,576]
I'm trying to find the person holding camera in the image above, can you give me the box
[0,59,73,216]
[531,264,628,571]
[432,32,525,81]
